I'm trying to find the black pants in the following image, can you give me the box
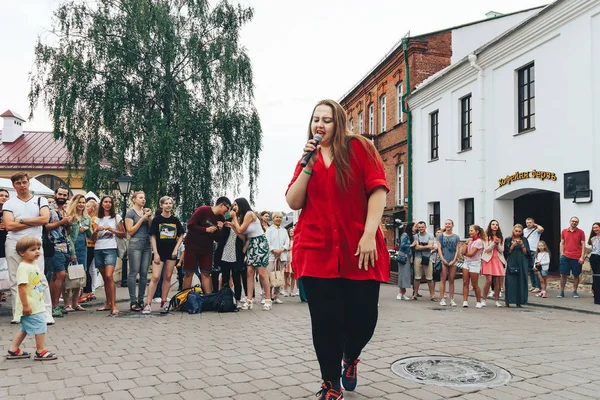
[302,277,380,383]
[221,261,243,301]
[591,254,600,304]
[240,266,249,297]
[176,265,184,291]
[83,247,95,293]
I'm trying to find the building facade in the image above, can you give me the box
[408,0,600,270]
[0,110,84,193]
[339,7,541,252]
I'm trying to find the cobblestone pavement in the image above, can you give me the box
[0,282,598,400]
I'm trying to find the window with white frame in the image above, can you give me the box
[396,83,403,123]
[380,95,386,133]
[396,164,404,205]
[517,63,535,132]
[349,118,354,132]
[368,104,374,134]
[358,111,364,135]
[430,110,439,160]
[463,198,474,238]
[460,94,472,151]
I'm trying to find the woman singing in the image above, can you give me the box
[286,99,389,399]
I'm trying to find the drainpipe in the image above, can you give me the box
[468,53,486,226]
[401,38,413,223]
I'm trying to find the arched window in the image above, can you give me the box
[35,174,71,194]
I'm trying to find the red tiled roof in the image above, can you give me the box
[0,130,70,169]
[0,110,26,121]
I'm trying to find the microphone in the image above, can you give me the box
[300,134,323,167]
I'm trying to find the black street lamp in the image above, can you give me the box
[117,175,133,287]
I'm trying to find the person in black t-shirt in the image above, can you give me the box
[142,196,184,314]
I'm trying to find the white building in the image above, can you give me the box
[408,0,600,270]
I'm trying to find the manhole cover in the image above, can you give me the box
[391,356,511,387]
[426,307,464,312]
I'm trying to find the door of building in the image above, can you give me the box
[514,191,560,271]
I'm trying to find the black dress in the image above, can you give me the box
[503,237,530,306]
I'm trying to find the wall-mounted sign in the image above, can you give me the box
[498,170,557,188]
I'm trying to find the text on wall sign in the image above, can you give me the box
[498,170,557,188]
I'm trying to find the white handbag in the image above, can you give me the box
[65,262,86,290]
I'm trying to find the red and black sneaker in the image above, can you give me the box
[341,357,359,391]
[315,381,343,399]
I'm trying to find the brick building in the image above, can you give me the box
[339,8,543,255]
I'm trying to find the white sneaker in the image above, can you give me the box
[481,300,487,307]
[499,291,504,299]
[488,291,494,299]
[401,294,410,301]
[439,298,447,306]
[273,298,283,304]
[450,299,457,307]
[261,298,266,304]
[290,291,297,297]
[495,301,502,308]
[396,294,403,300]
[475,302,482,309]
[152,297,162,304]
[236,301,242,309]
[462,301,469,308]
[283,291,289,297]
[142,304,151,314]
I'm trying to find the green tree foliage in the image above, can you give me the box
[29,0,262,219]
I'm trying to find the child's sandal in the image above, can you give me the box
[6,349,30,359]
[34,350,57,361]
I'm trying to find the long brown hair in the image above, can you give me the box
[588,222,600,245]
[307,99,383,191]
[486,219,503,241]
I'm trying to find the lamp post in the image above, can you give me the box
[117,175,133,287]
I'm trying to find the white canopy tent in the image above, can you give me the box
[0,177,54,196]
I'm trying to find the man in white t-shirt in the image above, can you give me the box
[2,172,55,324]
[523,218,544,293]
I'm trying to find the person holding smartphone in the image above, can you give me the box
[503,224,530,307]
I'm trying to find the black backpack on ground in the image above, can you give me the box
[214,286,237,313]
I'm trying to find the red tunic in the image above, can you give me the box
[185,206,224,255]
[286,139,390,282]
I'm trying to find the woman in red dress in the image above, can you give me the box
[286,99,389,400]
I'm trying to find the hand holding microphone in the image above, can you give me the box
[300,134,323,168]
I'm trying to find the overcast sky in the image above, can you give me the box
[0,0,547,211]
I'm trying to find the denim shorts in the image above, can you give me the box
[20,312,47,336]
[94,248,118,269]
[51,251,70,274]
[540,268,549,277]
[559,255,582,277]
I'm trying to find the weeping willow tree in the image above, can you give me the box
[29,0,262,219]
